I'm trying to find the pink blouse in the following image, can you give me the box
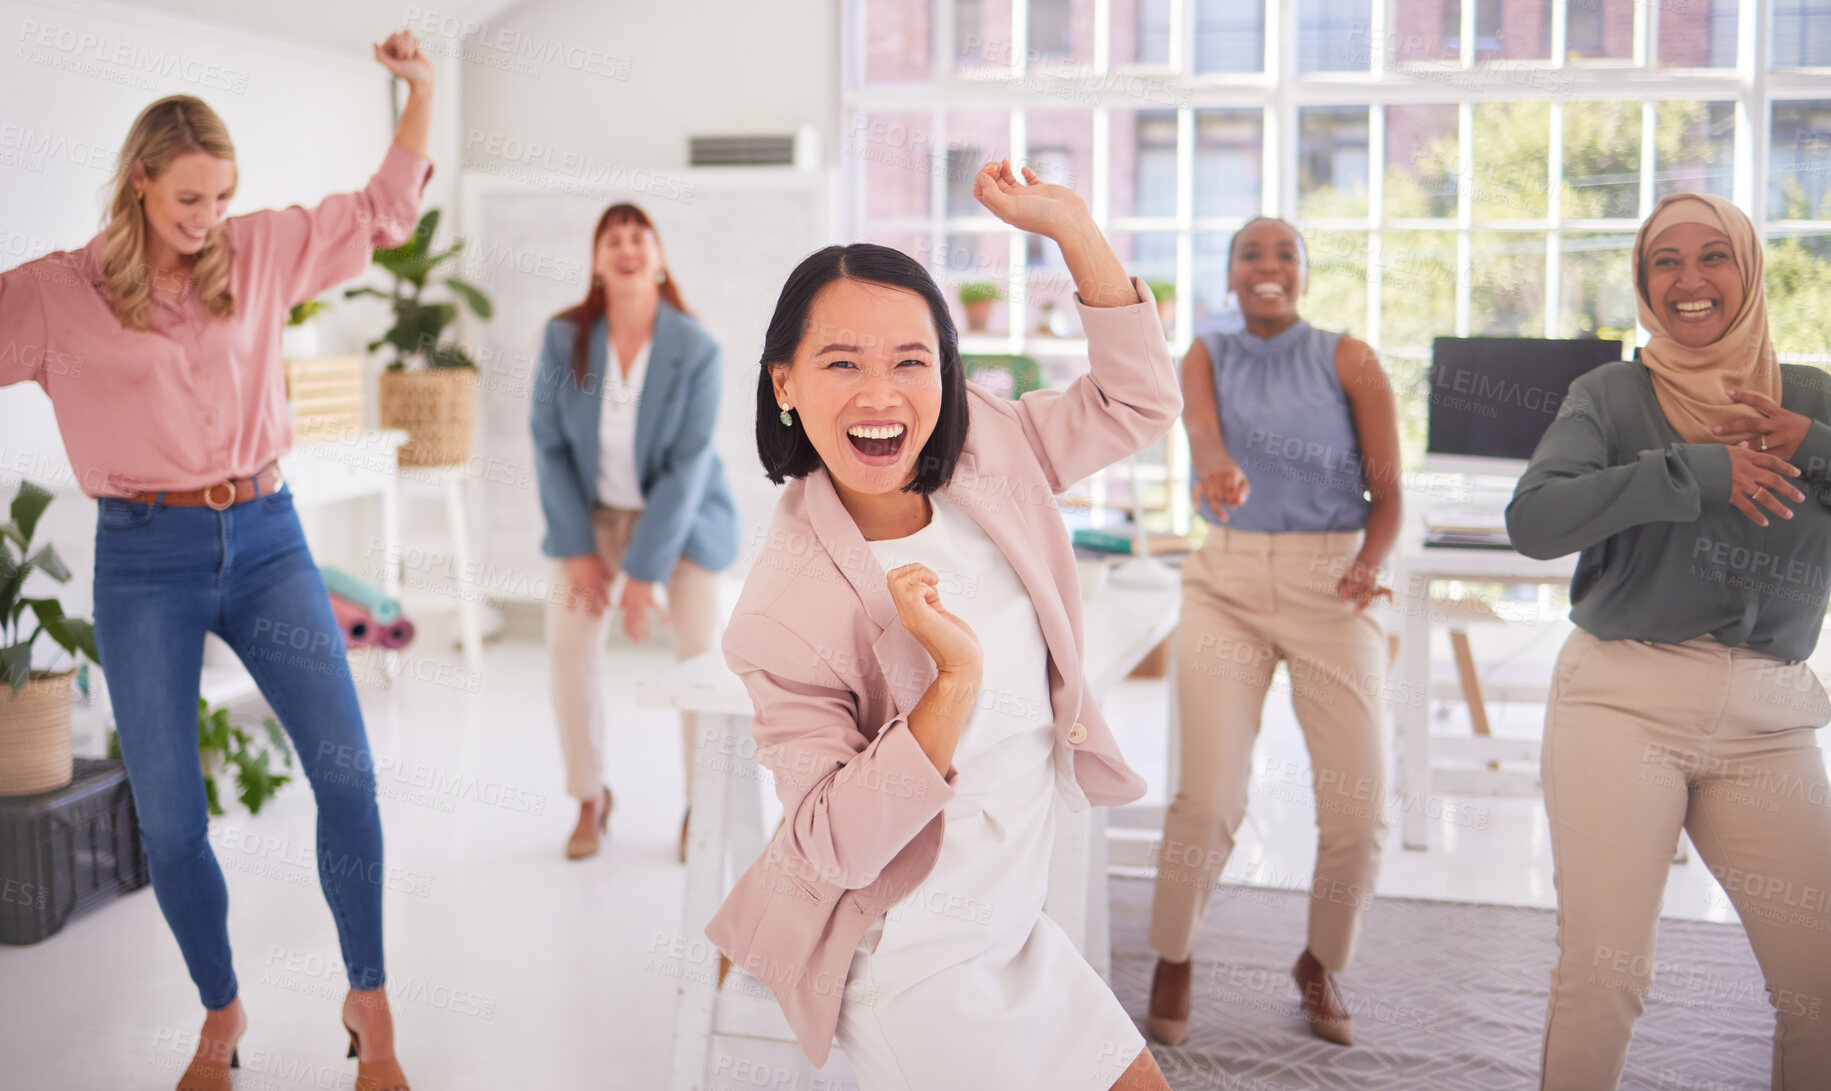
[0,142,433,497]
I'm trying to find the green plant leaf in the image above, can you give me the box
[443,277,494,319]
[9,480,51,546]
[262,716,295,766]
[0,522,24,553]
[24,543,69,583]
[203,773,224,817]
[1,641,30,690]
[343,286,390,301]
[107,729,121,759]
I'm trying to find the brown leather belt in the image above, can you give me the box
[126,463,285,510]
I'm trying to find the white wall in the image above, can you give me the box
[458,0,839,174]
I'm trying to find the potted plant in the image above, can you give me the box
[281,298,332,360]
[1147,279,1177,335]
[0,481,99,796]
[348,209,494,467]
[107,700,294,816]
[958,280,1002,333]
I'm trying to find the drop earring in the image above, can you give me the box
[779,406,793,427]
[656,269,667,284]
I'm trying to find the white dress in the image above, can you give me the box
[834,493,1145,1091]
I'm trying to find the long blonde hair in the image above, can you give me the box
[102,95,236,330]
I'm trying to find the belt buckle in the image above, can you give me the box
[203,480,236,510]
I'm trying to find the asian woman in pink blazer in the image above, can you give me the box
[705,161,1181,1090]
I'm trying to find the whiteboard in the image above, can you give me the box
[459,169,830,599]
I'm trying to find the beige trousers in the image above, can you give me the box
[546,505,720,803]
[1540,628,1831,1090]
[1149,526,1389,970]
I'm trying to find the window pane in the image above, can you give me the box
[1298,107,1371,218]
[1302,230,1369,338]
[865,0,930,81]
[1658,0,1738,68]
[1773,1,1831,68]
[1192,231,1239,331]
[1029,0,1094,65]
[1564,0,1634,61]
[1109,231,1178,288]
[1299,0,1373,73]
[854,112,934,220]
[1390,0,1459,63]
[946,111,1011,215]
[1194,109,1264,218]
[1563,102,1642,220]
[1112,0,1172,65]
[1767,230,1831,358]
[1194,0,1266,73]
[1559,234,1638,341]
[954,0,1012,70]
[1471,231,1546,335]
[1475,0,1550,62]
[1473,101,1550,219]
[1771,101,1831,220]
[1026,110,1093,195]
[1380,231,1458,351]
[1112,109,1179,219]
[1385,105,1460,218]
[934,233,1015,335]
[1655,101,1734,200]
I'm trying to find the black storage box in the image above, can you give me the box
[0,758,149,945]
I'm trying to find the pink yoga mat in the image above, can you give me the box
[328,593,378,647]
[377,617,415,650]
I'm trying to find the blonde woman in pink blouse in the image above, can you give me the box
[0,31,434,1091]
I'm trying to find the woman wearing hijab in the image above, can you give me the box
[1507,192,1831,1089]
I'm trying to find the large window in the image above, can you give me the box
[848,0,1831,514]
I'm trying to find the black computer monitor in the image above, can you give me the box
[1426,336,1624,471]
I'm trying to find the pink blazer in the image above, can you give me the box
[706,278,1180,1065]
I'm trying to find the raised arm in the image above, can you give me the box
[375,30,434,159]
[725,615,958,890]
[969,160,1180,490]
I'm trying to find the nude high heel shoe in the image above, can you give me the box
[1292,950,1354,1046]
[175,1047,239,1091]
[1146,957,1192,1046]
[344,1021,411,1091]
[566,786,612,860]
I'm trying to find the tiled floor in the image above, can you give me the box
[0,618,1800,1089]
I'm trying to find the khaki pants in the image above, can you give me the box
[1149,527,1389,970]
[1540,629,1831,1090]
[546,506,720,803]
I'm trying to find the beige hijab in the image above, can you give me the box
[1632,192,1779,445]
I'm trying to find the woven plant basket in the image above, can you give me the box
[377,368,477,468]
[0,669,75,797]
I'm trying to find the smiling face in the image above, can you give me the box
[1230,219,1304,323]
[771,278,944,508]
[1643,221,1744,348]
[134,150,235,264]
[593,216,664,293]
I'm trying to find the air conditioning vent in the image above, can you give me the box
[690,135,796,167]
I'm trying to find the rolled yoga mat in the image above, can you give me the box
[319,566,402,624]
[376,617,416,650]
[327,593,378,647]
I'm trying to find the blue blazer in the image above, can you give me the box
[530,303,740,583]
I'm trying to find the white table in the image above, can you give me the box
[1389,532,1575,850]
[637,581,1179,1091]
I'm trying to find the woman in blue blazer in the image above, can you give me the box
[530,203,740,861]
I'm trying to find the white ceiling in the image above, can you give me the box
[121,0,528,57]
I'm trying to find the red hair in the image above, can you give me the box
[556,203,689,387]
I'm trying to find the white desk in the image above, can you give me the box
[637,582,1179,1091]
[1389,528,1574,850]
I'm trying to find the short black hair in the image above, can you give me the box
[755,244,969,493]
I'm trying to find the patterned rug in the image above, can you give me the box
[1108,877,1775,1089]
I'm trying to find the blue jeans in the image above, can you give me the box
[93,484,386,1010]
